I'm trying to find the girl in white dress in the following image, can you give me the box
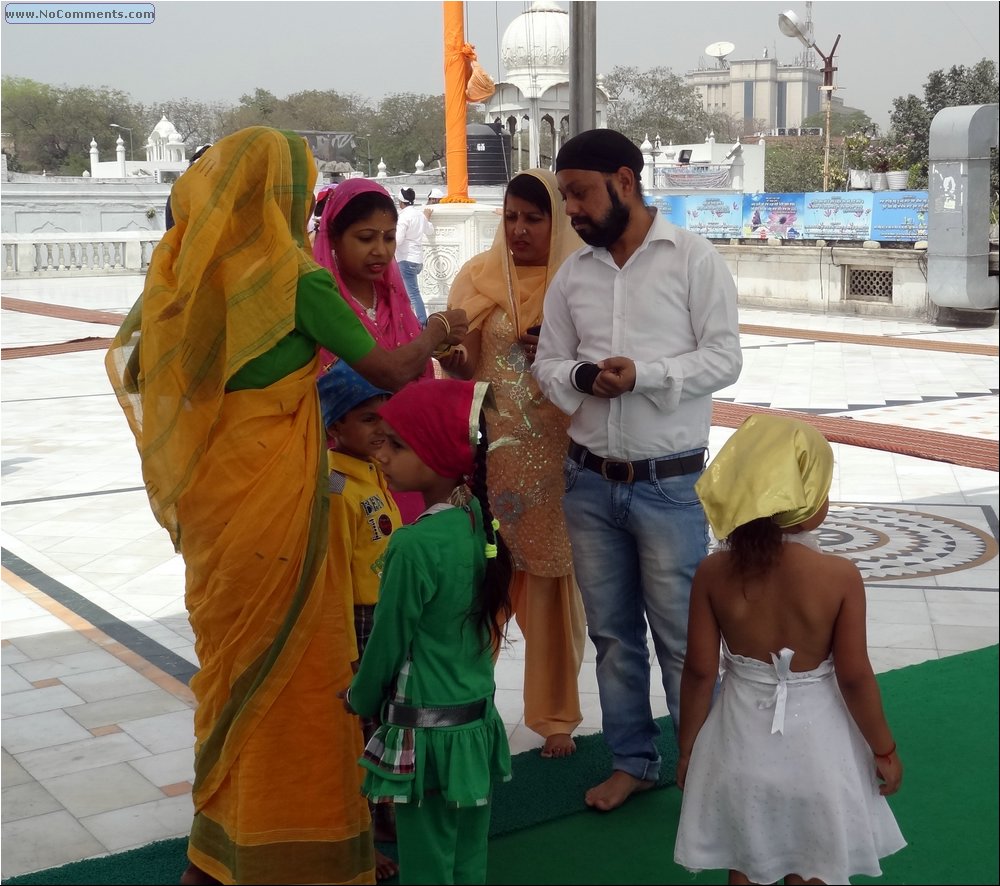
[674,414,906,885]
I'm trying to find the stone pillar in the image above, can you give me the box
[116,135,126,178]
[641,134,653,191]
[89,139,99,177]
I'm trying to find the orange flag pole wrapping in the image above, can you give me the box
[443,1,474,203]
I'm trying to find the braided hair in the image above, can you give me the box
[466,410,513,652]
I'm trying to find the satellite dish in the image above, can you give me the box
[705,40,735,60]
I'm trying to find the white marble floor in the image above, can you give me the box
[2,281,998,880]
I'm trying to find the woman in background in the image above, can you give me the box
[313,178,461,523]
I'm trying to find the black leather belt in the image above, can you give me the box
[568,442,705,484]
[385,699,487,728]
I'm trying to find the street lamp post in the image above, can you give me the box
[109,123,133,162]
[778,10,840,192]
[363,134,372,178]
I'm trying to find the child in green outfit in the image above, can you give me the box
[341,378,513,885]
[318,360,401,881]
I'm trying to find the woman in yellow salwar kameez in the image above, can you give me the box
[105,127,466,885]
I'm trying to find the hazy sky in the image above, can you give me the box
[2,0,998,130]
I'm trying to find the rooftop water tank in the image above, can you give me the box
[467,122,511,186]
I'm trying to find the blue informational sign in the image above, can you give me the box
[801,192,873,240]
[870,191,930,242]
[684,195,744,239]
[742,193,805,240]
[643,190,929,243]
[646,195,686,225]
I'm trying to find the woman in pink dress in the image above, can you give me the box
[314,179,456,524]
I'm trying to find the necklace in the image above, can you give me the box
[349,281,378,321]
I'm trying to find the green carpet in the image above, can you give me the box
[5,646,996,885]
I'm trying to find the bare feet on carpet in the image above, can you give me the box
[375,850,399,881]
[180,862,222,885]
[540,732,577,758]
[584,770,655,811]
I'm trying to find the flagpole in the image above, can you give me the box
[443,1,470,201]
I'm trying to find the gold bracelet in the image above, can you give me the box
[428,312,451,338]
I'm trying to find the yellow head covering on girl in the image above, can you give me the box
[696,414,834,540]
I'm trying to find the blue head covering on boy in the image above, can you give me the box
[317,360,390,429]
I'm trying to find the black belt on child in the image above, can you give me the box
[568,441,706,484]
[384,699,487,728]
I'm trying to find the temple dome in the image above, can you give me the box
[151,115,180,141]
[501,1,569,93]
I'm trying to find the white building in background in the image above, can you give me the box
[88,115,188,181]
[483,0,610,171]
[685,47,845,134]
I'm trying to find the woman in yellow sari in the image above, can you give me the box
[105,127,465,885]
[440,169,586,758]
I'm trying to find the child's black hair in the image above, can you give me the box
[723,516,784,581]
[467,410,513,652]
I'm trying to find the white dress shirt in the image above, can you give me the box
[532,211,742,460]
[395,205,433,264]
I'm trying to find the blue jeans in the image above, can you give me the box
[562,450,708,782]
[398,260,428,326]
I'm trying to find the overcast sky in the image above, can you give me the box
[2,0,998,130]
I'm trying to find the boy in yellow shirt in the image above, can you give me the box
[318,360,401,879]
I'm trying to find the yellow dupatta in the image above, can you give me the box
[105,126,322,550]
[446,170,582,578]
[447,168,582,335]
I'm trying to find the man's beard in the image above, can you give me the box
[574,182,631,248]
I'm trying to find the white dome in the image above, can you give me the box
[501,1,569,84]
[152,115,180,141]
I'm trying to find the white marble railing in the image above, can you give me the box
[2,232,162,276]
[0,208,504,310]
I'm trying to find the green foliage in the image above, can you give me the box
[889,59,999,196]
[802,108,873,138]
[603,65,710,144]
[764,139,826,192]
[2,76,140,174]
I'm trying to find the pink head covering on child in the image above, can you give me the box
[378,379,492,480]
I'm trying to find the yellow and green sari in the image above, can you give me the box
[106,127,375,884]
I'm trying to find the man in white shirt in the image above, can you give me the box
[532,128,742,813]
[395,187,433,326]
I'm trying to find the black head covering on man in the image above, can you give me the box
[555,128,643,177]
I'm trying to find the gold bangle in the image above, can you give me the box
[428,312,451,338]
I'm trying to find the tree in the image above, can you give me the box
[370,92,447,175]
[802,108,873,138]
[763,138,840,193]
[150,98,230,150]
[1,76,141,174]
[603,65,710,145]
[888,59,999,189]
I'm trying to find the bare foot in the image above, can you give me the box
[584,770,655,811]
[540,733,577,758]
[375,850,399,881]
[373,803,396,843]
